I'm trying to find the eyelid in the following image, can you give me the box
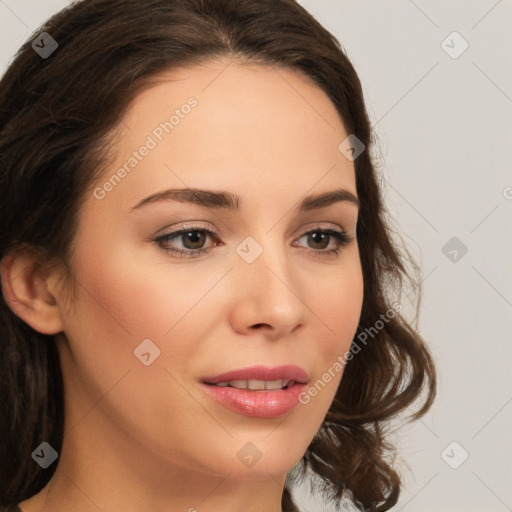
[298,221,348,234]
[155,220,216,236]
[156,220,349,240]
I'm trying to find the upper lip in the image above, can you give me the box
[202,364,309,384]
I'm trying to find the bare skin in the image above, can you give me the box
[2,58,363,512]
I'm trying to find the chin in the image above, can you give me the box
[203,435,307,481]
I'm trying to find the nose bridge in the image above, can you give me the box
[229,230,308,336]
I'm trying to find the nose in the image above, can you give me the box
[228,240,309,340]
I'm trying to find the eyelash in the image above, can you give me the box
[153,223,354,259]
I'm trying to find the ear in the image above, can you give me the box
[0,250,65,335]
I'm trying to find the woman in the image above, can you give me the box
[0,1,436,511]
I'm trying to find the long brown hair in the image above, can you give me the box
[0,1,436,510]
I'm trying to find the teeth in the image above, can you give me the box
[229,380,248,389]
[264,379,285,390]
[212,379,294,390]
[248,379,266,390]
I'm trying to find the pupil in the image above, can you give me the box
[184,231,205,249]
[309,232,328,249]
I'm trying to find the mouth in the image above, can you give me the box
[201,364,309,387]
[204,378,298,390]
[200,365,309,418]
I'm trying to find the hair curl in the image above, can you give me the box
[0,1,436,510]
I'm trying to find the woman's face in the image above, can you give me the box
[52,59,363,483]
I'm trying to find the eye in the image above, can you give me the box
[154,223,219,259]
[293,226,354,257]
[153,223,354,259]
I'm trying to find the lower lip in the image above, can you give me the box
[200,382,307,418]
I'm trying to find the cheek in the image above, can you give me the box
[311,255,364,348]
[60,241,219,452]
[64,234,229,398]
[71,233,215,339]
[303,255,363,402]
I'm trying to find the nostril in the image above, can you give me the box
[252,323,270,329]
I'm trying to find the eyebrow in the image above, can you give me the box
[130,187,359,212]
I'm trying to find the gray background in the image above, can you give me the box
[1,1,511,511]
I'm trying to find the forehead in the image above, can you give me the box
[94,59,357,212]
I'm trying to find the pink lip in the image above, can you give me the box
[201,364,309,385]
[200,364,309,419]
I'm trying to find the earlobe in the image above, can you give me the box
[0,251,64,335]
